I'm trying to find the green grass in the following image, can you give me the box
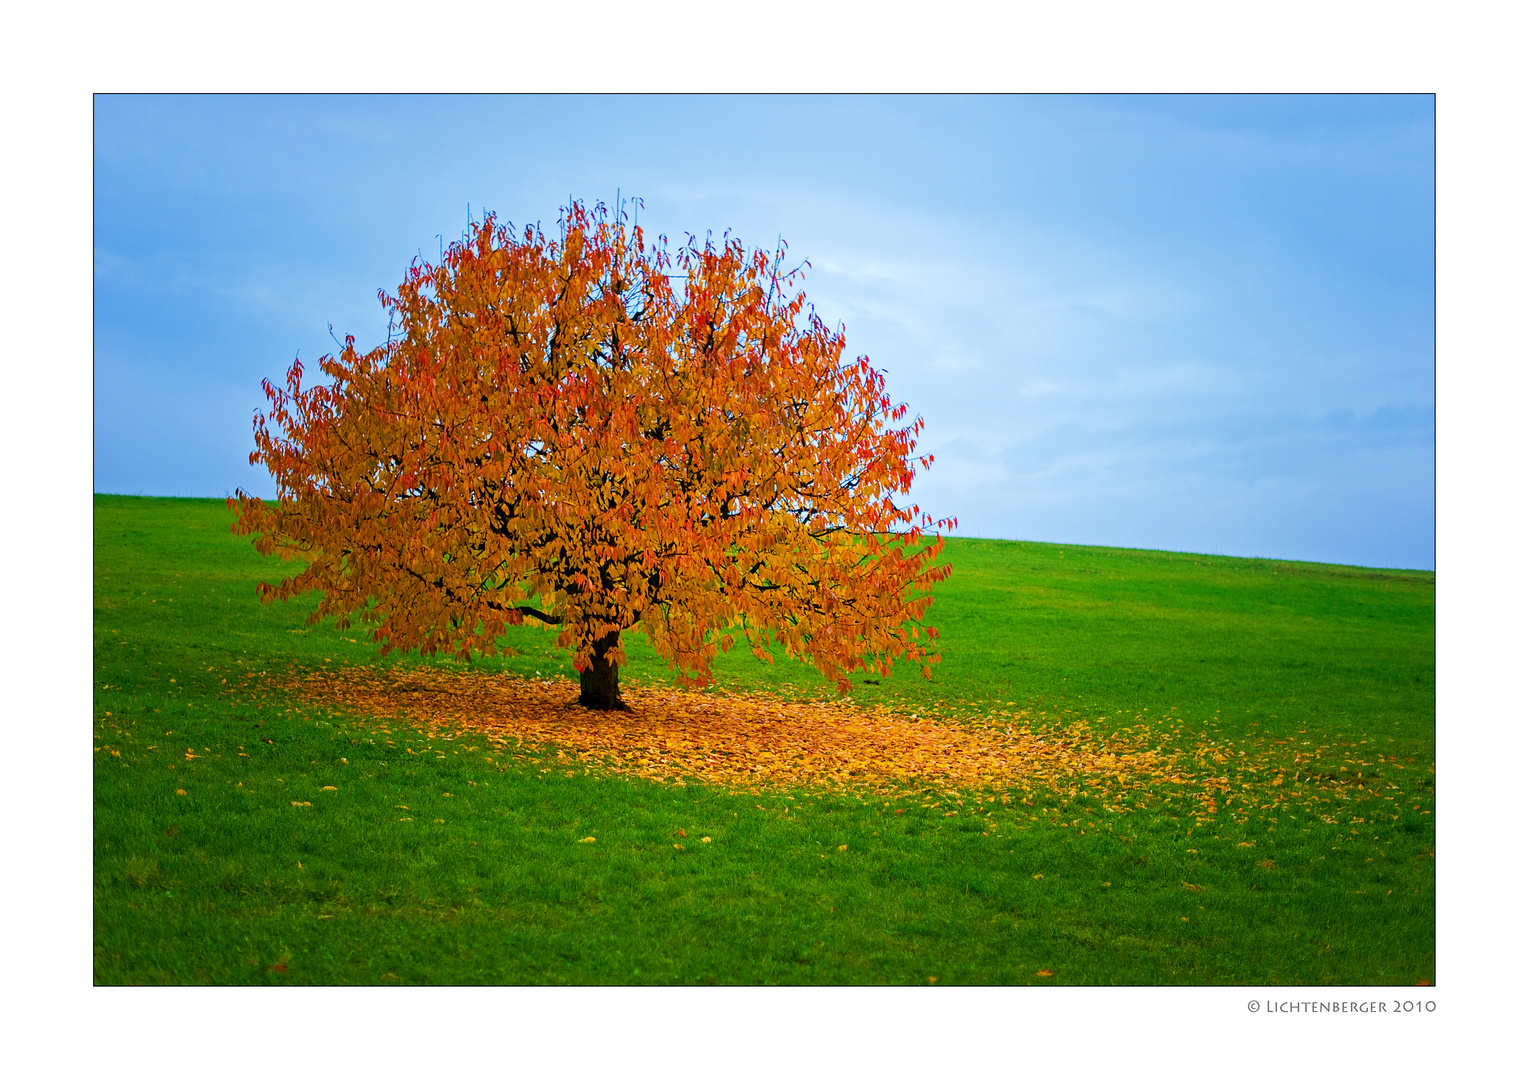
[94,494,1435,985]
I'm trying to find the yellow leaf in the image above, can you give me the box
[175,789,187,796]
[580,836,596,843]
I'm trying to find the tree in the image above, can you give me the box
[232,200,953,709]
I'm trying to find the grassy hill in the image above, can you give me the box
[93,494,1434,985]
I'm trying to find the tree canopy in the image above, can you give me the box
[233,200,953,708]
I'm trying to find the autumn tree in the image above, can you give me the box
[232,200,953,709]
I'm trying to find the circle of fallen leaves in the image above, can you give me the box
[257,664,1427,827]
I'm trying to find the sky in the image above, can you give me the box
[93,93,1435,569]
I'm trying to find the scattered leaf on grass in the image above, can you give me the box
[1035,969,1054,977]
[174,789,187,796]
[579,837,596,843]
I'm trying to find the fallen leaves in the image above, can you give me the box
[270,665,1428,826]
[281,666,1174,801]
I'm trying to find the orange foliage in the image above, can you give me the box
[233,200,953,705]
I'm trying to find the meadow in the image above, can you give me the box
[93,494,1435,985]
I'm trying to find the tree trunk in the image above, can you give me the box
[578,631,622,710]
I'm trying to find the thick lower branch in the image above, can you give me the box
[510,605,563,625]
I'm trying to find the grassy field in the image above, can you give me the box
[93,494,1435,985]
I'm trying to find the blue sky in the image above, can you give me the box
[94,94,1435,569]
